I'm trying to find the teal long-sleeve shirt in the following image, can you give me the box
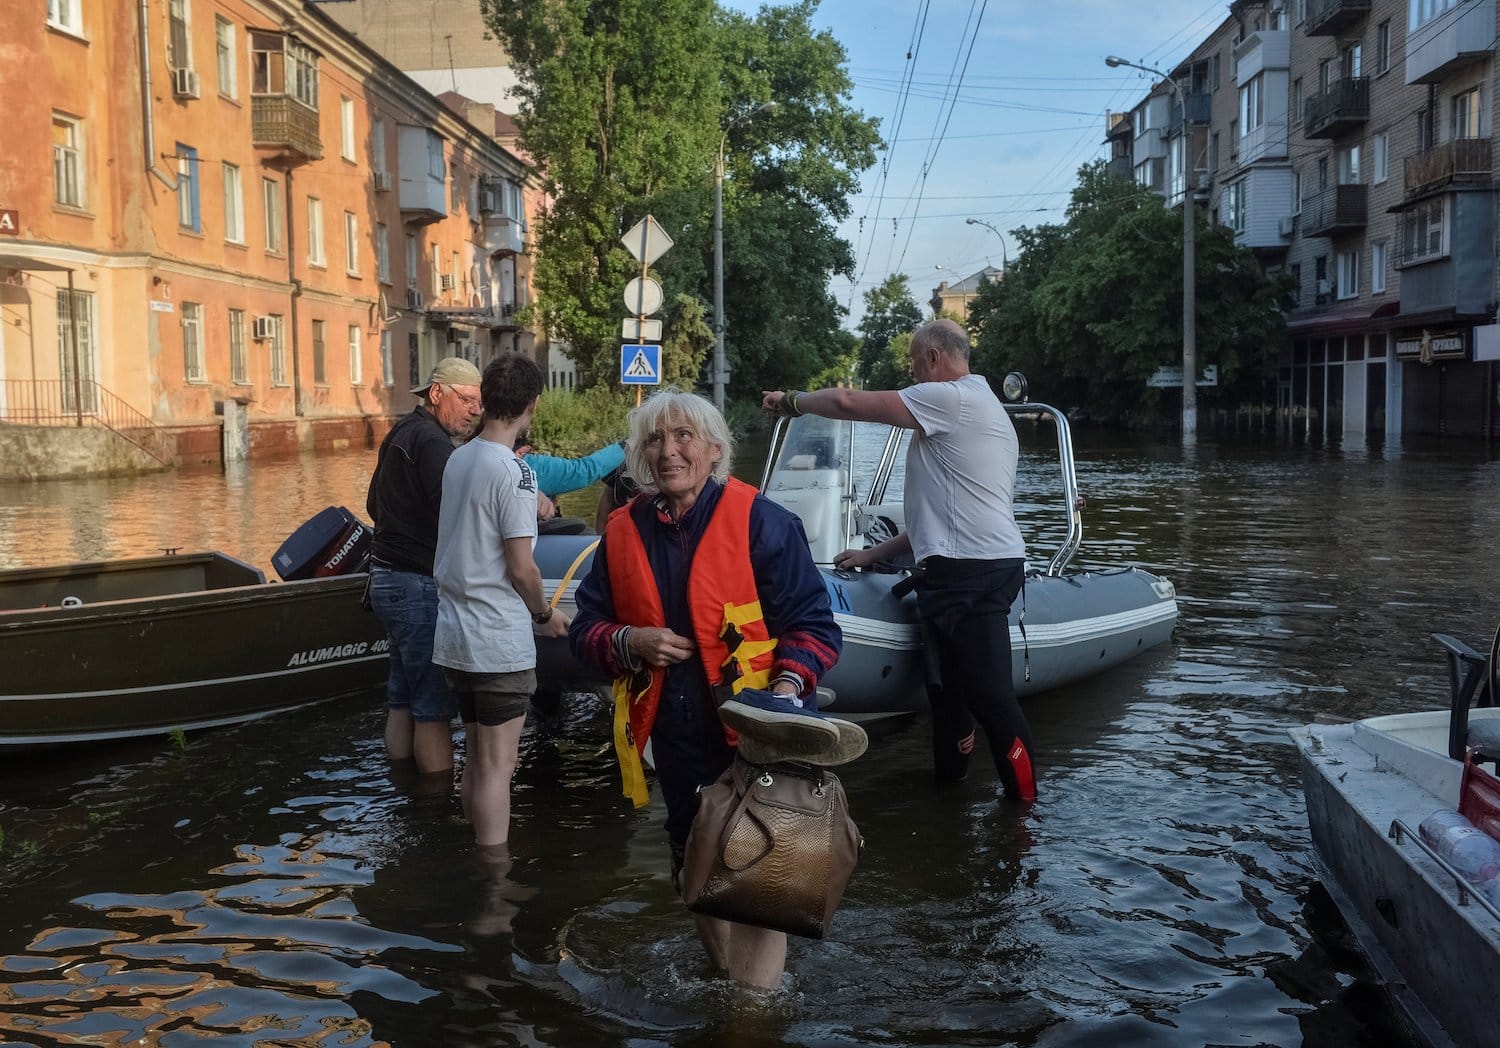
[523,442,625,497]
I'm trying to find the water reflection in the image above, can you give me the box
[1,434,1497,1045]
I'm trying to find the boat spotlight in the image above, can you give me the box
[1001,372,1029,403]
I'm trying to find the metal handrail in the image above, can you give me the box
[0,379,175,466]
[1389,818,1500,923]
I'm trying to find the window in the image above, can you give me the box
[1337,144,1361,184]
[1291,78,1302,125]
[1268,5,1285,29]
[1289,263,1302,305]
[1371,242,1387,294]
[408,332,421,388]
[1317,156,1329,190]
[1376,21,1391,74]
[428,135,446,180]
[307,197,324,266]
[1239,75,1264,133]
[450,163,463,212]
[262,177,282,252]
[176,143,200,231]
[1336,252,1359,299]
[56,290,97,413]
[344,211,359,274]
[349,325,363,385]
[183,302,205,381]
[1373,133,1389,183]
[1292,0,1305,24]
[340,97,355,161]
[269,315,287,386]
[1229,118,1238,155]
[229,308,248,384]
[405,234,418,289]
[1210,131,1220,174]
[52,113,84,208]
[1341,43,1362,80]
[1224,180,1246,233]
[223,163,244,243]
[430,242,440,293]
[47,0,83,34]
[168,0,192,70]
[380,330,394,385]
[376,222,390,283]
[215,18,237,98]
[1411,0,1461,32]
[1453,87,1481,139]
[1402,197,1446,263]
[250,32,318,110]
[1319,58,1335,93]
[371,118,387,174]
[1417,107,1434,150]
[312,319,327,384]
[1292,169,1303,214]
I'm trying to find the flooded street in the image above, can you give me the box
[2,432,1498,1046]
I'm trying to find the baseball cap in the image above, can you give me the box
[411,356,482,396]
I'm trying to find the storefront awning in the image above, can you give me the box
[426,306,503,329]
[1285,303,1386,336]
[0,255,74,273]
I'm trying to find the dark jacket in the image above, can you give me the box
[365,406,454,575]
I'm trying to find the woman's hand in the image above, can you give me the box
[628,626,696,667]
[833,547,876,572]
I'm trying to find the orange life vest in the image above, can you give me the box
[605,477,778,806]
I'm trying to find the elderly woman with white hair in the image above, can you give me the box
[568,386,842,989]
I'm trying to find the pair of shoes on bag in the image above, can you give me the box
[717,689,868,767]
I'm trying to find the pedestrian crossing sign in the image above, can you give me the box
[620,344,662,385]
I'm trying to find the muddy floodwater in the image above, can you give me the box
[1,431,1498,1046]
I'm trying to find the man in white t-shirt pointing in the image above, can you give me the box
[761,319,1036,801]
[433,353,572,848]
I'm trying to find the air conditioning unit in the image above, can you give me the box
[1277,215,1296,236]
[440,273,456,291]
[405,288,424,310]
[1315,278,1332,296]
[171,67,200,99]
[373,171,393,193]
[251,316,275,341]
[478,188,499,214]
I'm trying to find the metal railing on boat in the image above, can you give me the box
[1389,818,1500,923]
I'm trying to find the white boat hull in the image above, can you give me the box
[1292,711,1500,1048]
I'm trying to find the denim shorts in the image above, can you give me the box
[369,567,456,723]
[445,668,537,727]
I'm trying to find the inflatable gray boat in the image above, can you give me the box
[533,387,1178,720]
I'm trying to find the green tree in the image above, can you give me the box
[967,162,1290,423]
[856,274,923,389]
[481,0,722,385]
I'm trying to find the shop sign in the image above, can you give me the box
[1395,330,1466,361]
[0,209,17,235]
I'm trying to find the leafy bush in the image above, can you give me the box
[527,387,633,457]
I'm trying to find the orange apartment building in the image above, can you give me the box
[0,0,535,474]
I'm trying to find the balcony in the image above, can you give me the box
[1304,78,1369,138]
[1404,139,1492,198]
[1105,110,1131,141]
[481,214,526,255]
[1406,0,1494,84]
[1133,127,1165,167]
[1168,92,1212,134]
[1233,28,1289,80]
[251,96,322,162]
[1304,0,1371,36]
[1301,184,1368,236]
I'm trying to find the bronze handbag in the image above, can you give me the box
[681,755,861,939]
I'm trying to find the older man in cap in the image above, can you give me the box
[366,357,483,775]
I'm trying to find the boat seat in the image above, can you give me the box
[1432,630,1500,768]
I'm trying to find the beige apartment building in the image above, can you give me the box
[0,0,533,475]
[1108,0,1499,439]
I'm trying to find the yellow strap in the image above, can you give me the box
[721,599,765,628]
[550,539,600,611]
[611,677,650,808]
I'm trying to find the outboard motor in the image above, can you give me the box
[272,506,372,581]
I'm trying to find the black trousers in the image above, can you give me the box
[918,557,1037,800]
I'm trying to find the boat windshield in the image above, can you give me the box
[762,415,857,565]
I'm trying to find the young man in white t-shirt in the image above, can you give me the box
[433,353,572,847]
[760,319,1037,801]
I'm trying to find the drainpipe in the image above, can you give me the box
[138,0,178,191]
[284,169,304,416]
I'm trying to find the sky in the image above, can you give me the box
[722,0,1234,328]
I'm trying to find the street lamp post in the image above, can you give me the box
[713,101,776,411]
[964,217,1009,275]
[1105,55,1197,441]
